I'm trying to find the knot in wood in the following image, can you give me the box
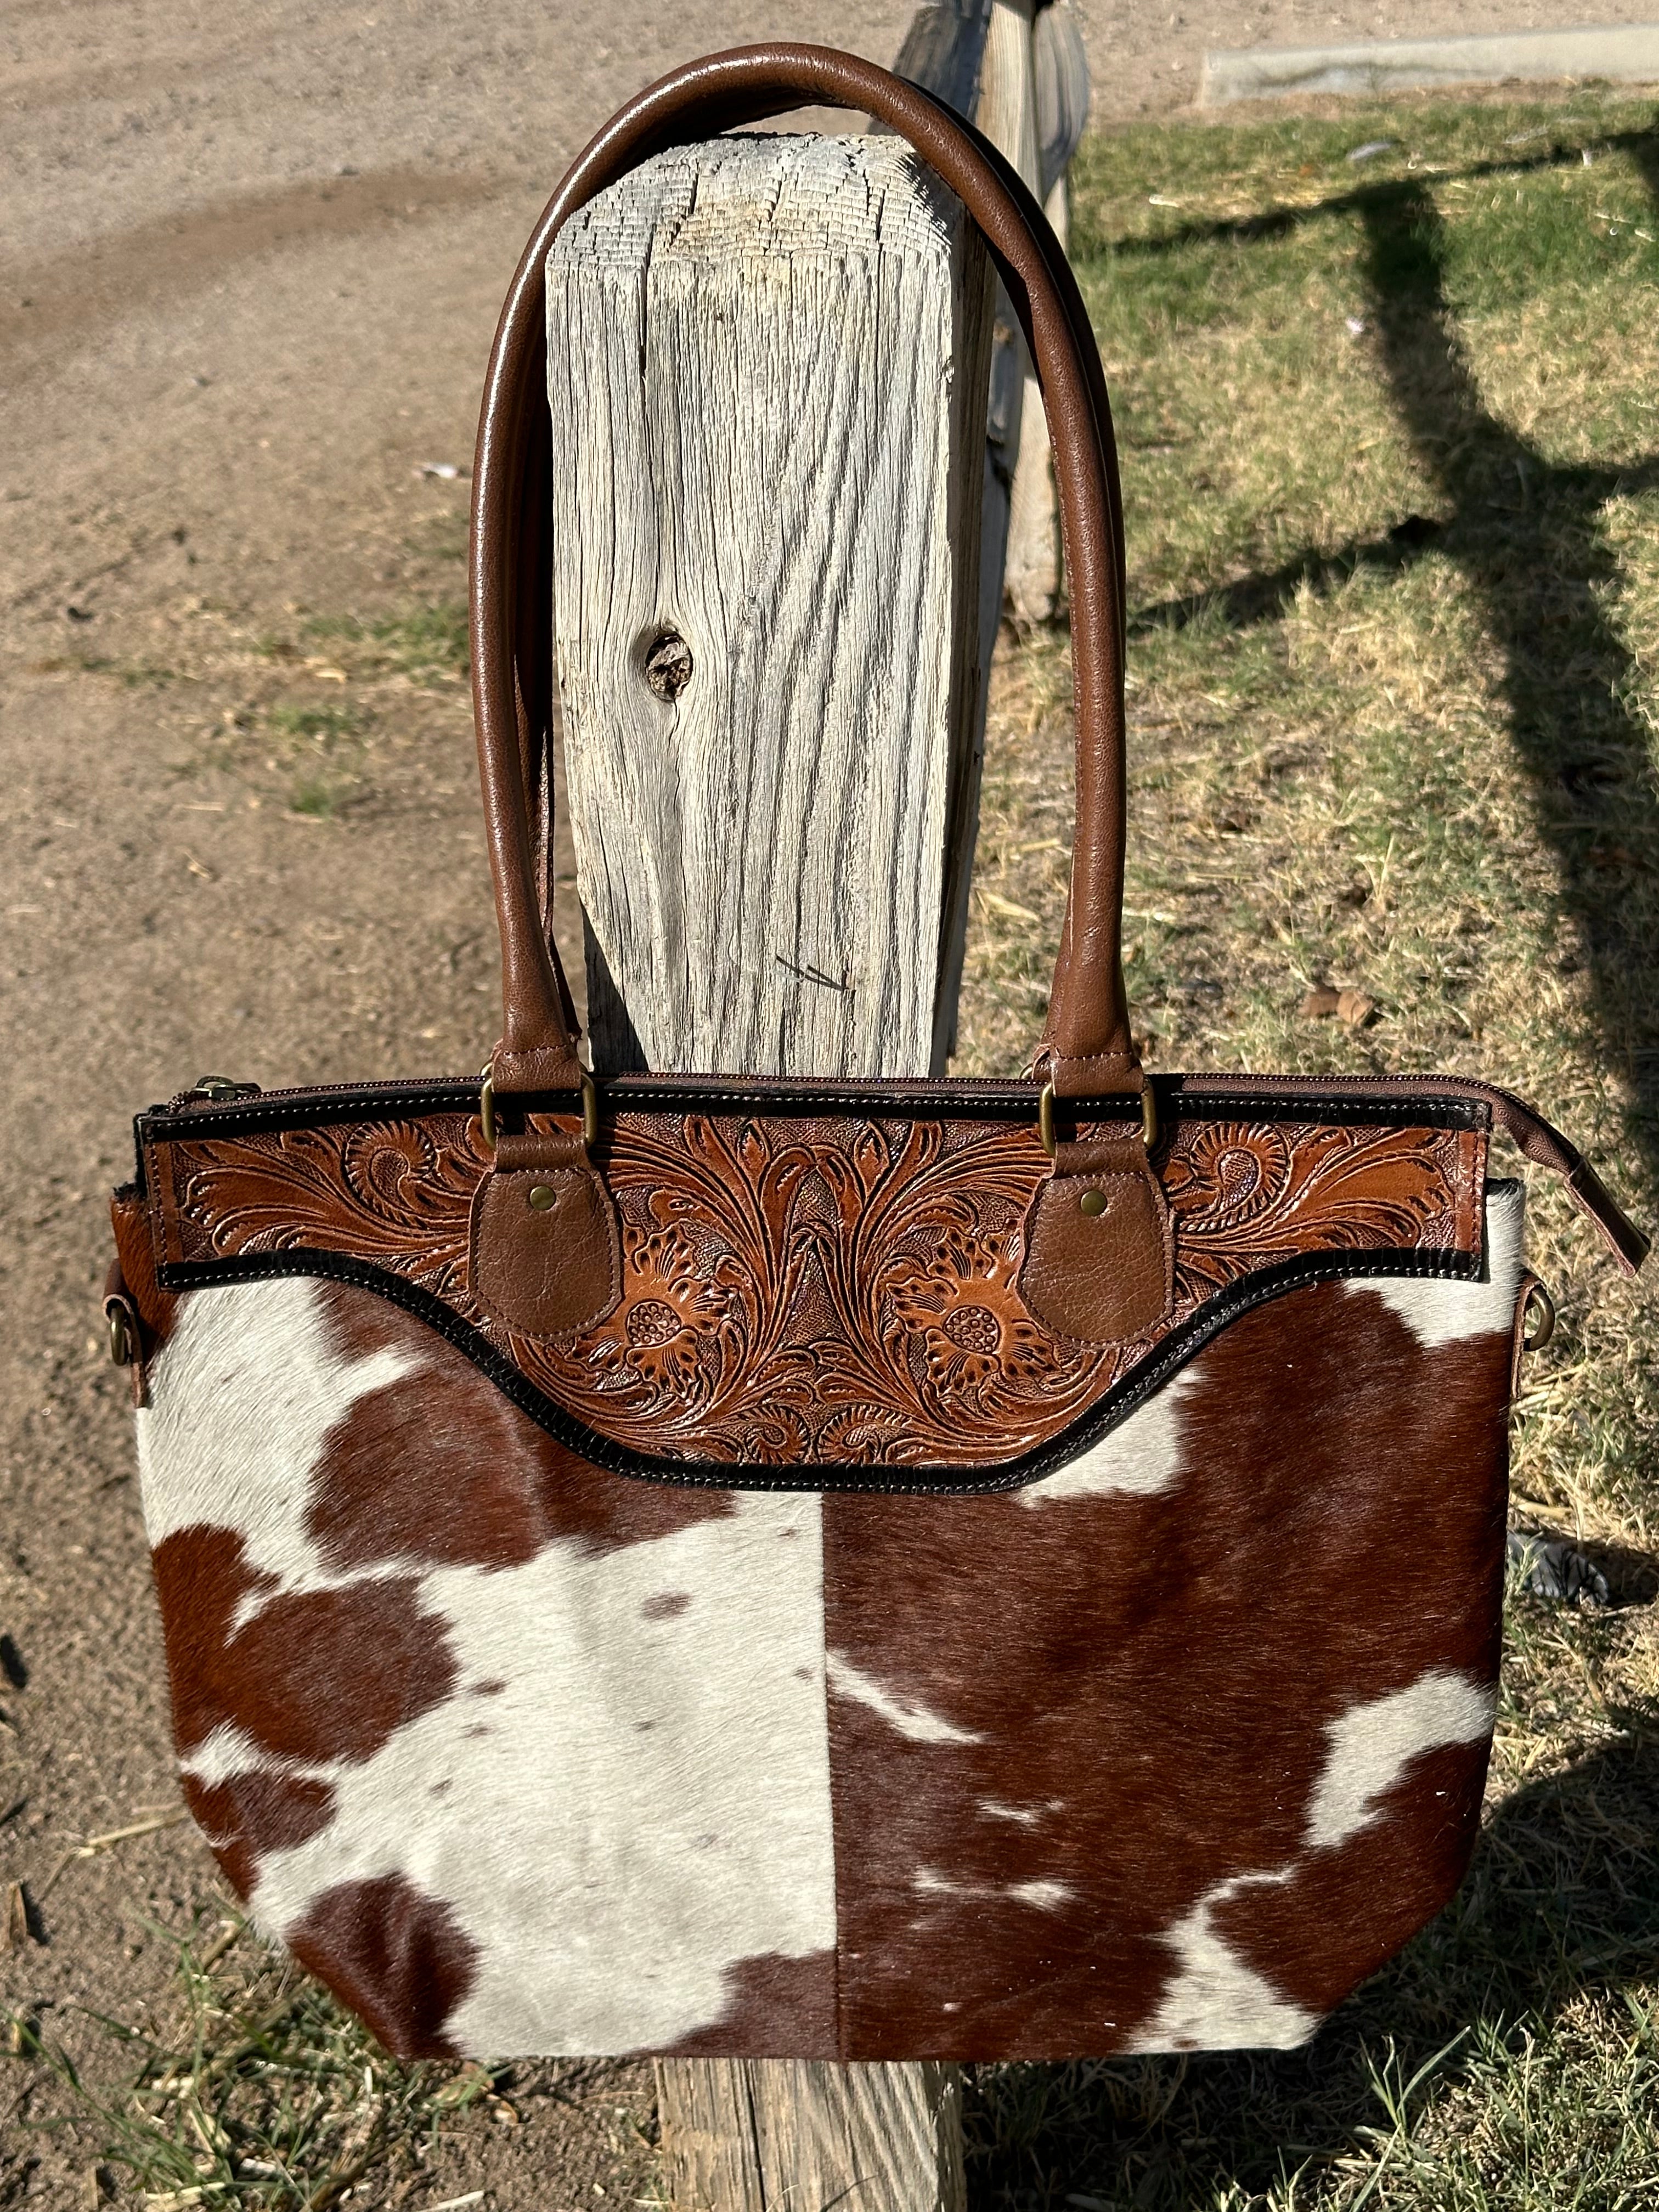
[644,629,693,703]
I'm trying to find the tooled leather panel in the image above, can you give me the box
[143,1106,1483,1469]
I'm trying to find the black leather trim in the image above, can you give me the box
[134,1075,1491,1152]
[153,1237,1487,1496]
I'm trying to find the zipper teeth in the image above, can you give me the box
[156,1069,1495,1106]
[1180,1070,1496,1098]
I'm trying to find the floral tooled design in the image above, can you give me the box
[341,1122,444,1216]
[524,1116,1099,1463]
[1177,1123,1294,1229]
[148,1102,1481,1467]
[167,1116,487,1303]
[885,1222,1052,1405]
[590,1224,735,1395]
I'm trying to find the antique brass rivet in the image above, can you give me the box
[528,1184,557,1212]
[1079,1189,1108,1217]
[108,1307,133,1366]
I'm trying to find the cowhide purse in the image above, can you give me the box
[106,46,1647,2066]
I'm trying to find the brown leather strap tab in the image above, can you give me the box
[469,1161,622,1339]
[1018,1133,1175,1345]
[1486,1087,1650,1276]
[488,1045,595,1108]
[1041,1045,1144,1100]
[472,42,1139,1101]
[491,1126,589,1175]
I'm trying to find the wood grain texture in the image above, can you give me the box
[1034,0,1092,201]
[656,2059,966,2212]
[888,0,1035,1049]
[545,133,992,1080]
[1003,1,1092,625]
[1003,171,1066,624]
[981,0,1060,628]
[978,0,1040,190]
[889,0,994,119]
[851,0,1088,1041]
[550,126,975,2211]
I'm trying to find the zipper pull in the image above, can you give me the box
[167,1074,263,1110]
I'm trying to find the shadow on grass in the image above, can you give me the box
[1357,165,1659,1189]
[1126,124,1659,1203]
[964,1714,1659,2208]
[1108,127,1659,263]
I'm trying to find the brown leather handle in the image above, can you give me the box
[471,42,1137,1101]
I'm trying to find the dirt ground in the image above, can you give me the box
[6,1,1659,2202]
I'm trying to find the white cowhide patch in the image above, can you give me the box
[1020,1364,1200,1508]
[140,1279,836,2056]
[1127,1663,1496,2052]
[1345,1178,1525,1346]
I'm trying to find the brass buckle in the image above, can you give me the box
[108,1304,133,1367]
[479,1064,599,1153]
[1037,1077,1157,1157]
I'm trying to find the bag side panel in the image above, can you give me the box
[822,1183,1525,2058]
[134,1276,838,2059]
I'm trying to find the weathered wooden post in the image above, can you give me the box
[889,0,1090,1046]
[1006,0,1091,623]
[544,128,992,2209]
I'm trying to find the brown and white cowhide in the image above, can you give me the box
[135,1183,1525,2059]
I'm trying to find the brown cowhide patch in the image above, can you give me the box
[307,1285,738,1571]
[182,1769,337,1900]
[286,1874,479,2059]
[654,1949,839,2058]
[821,1277,1511,2058]
[150,1525,456,1767]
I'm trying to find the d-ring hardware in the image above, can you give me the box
[1038,1079,1158,1158]
[1522,1279,1556,1353]
[479,1064,599,1153]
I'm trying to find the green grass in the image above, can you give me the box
[266,704,359,743]
[957,86,1659,2209]
[300,603,469,681]
[6,1913,652,2208]
[262,702,363,816]
[33,653,179,686]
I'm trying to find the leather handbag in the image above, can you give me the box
[106,44,1647,2066]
